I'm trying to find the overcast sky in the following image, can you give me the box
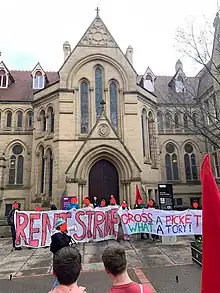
[0,0,218,76]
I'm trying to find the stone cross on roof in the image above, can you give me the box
[96,7,100,16]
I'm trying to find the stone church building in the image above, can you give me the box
[1,9,218,218]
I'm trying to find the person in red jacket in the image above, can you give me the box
[102,246,153,293]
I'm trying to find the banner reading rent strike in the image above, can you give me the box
[14,206,119,248]
[118,208,202,236]
[14,207,202,248]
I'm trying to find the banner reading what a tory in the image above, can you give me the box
[14,207,202,248]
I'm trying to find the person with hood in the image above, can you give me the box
[50,218,77,289]
[49,246,86,293]
[92,196,99,208]
[7,201,21,251]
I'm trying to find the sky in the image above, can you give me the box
[0,0,218,76]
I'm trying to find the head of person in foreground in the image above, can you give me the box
[52,246,85,292]
[102,246,153,292]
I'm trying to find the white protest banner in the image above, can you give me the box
[118,208,202,236]
[14,206,119,248]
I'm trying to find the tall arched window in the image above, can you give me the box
[39,146,45,194]
[17,111,23,128]
[213,149,220,178]
[33,71,45,89]
[80,81,89,133]
[27,111,34,128]
[46,148,53,197]
[109,81,118,129]
[165,113,172,130]
[157,112,163,131]
[148,112,154,161]
[192,112,197,128]
[6,111,12,128]
[9,144,24,185]
[0,70,7,88]
[141,109,147,157]
[165,143,179,181]
[40,110,46,132]
[95,67,103,119]
[184,143,198,181]
[183,114,188,131]
[47,107,54,133]
[174,113,180,129]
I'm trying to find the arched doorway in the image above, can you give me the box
[89,159,119,204]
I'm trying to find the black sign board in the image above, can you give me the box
[158,184,174,210]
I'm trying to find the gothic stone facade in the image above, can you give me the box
[1,10,216,217]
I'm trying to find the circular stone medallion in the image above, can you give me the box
[98,124,110,137]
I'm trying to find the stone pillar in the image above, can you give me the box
[74,87,79,136]
[43,155,47,196]
[89,88,94,130]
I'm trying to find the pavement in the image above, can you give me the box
[0,236,201,293]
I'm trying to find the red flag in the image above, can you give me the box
[200,154,220,292]
[136,185,142,204]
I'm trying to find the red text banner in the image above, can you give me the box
[14,207,119,248]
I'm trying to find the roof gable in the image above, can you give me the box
[77,10,118,48]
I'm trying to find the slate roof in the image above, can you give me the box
[0,70,59,102]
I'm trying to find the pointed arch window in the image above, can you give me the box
[95,67,103,119]
[165,143,179,181]
[192,112,197,128]
[27,111,34,128]
[213,149,220,178]
[183,114,188,131]
[47,149,53,197]
[184,143,198,181]
[165,113,172,130]
[40,110,46,132]
[33,71,45,89]
[39,146,45,194]
[0,70,7,88]
[157,112,163,131]
[6,111,12,128]
[48,107,54,133]
[109,81,118,129]
[80,81,89,133]
[141,109,147,157]
[17,111,23,128]
[9,144,24,185]
[174,113,180,129]
[148,112,154,161]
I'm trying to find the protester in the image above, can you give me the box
[35,205,41,212]
[100,199,106,207]
[110,197,117,206]
[66,197,79,210]
[109,194,115,205]
[134,199,148,240]
[92,196,99,208]
[49,246,86,293]
[102,246,152,293]
[148,200,159,242]
[83,197,94,208]
[7,201,22,251]
[50,218,77,289]
[119,201,131,241]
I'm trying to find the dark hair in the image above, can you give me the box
[53,246,82,285]
[102,246,127,276]
[51,204,57,210]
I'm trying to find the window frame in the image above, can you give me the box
[8,144,24,185]
[0,70,8,88]
[33,71,45,90]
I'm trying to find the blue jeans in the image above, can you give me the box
[52,279,59,290]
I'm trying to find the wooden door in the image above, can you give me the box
[89,159,119,204]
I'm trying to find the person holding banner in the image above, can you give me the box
[119,201,131,241]
[7,201,22,251]
[66,197,79,210]
[134,199,148,240]
[92,196,99,208]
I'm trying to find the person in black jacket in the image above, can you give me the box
[50,218,74,254]
[7,201,22,251]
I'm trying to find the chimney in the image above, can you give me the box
[63,41,71,61]
[126,45,133,65]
